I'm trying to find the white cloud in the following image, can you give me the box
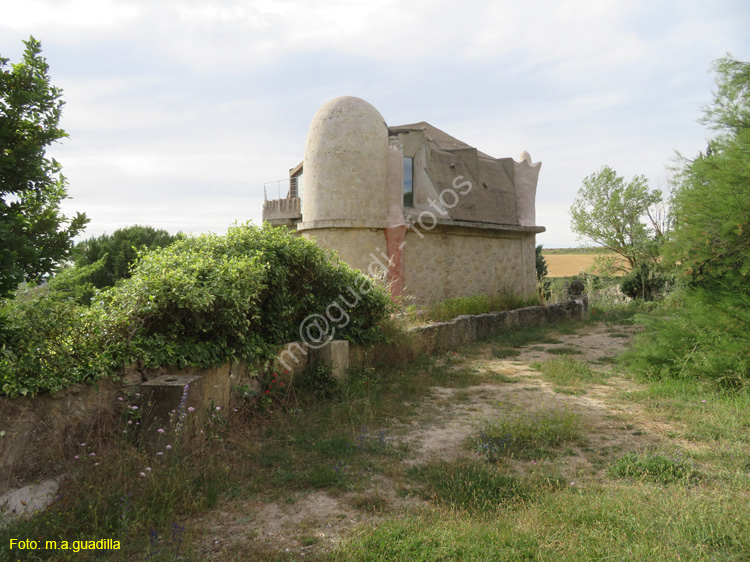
[3,0,749,245]
[4,0,140,29]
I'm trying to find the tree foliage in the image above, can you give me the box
[625,55,750,388]
[619,263,669,301]
[0,37,88,298]
[1,224,393,397]
[570,166,664,272]
[73,225,182,290]
[535,244,548,281]
[665,55,750,288]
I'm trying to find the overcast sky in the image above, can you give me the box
[2,0,749,248]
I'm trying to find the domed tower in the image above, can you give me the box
[268,95,545,304]
[300,96,389,227]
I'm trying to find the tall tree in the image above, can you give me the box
[666,55,750,287]
[623,55,750,388]
[73,225,181,289]
[0,37,88,298]
[570,166,664,273]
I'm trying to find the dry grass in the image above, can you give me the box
[543,253,629,277]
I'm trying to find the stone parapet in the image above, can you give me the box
[262,197,301,227]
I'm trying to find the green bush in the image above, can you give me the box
[623,287,750,389]
[619,263,670,300]
[100,231,269,368]
[1,224,393,397]
[535,244,548,280]
[624,58,750,389]
[293,364,342,401]
[0,290,114,396]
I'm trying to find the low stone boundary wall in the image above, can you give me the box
[0,361,258,497]
[0,298,587,500]
[412,297,588,351]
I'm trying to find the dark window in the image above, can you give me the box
[403,157,413,207]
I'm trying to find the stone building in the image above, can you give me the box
[263,96,545,305]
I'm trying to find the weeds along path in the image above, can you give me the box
[191,318,682,560]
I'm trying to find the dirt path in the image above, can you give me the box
[192,320,677,559]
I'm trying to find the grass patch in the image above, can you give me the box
[531,355,607,392]
[408,459,563,513]
[349,491,389,513]
[473,405,583,461]
[428,364,483,388]
[484,369,517,383]
[490,324,567,349]
[330,480,750,562]
[0,437,227,560]
[589,301,646,325]
[608,451,701,484]
[620,380,750,445]
[425,293,539,322]
[592,355,618,365]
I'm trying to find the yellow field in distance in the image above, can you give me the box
[542,253,628,278]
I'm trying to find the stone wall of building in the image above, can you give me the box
[269,96,545,306]
[302,223,537,306]
[300,227,388,277]
[402,227,537,305]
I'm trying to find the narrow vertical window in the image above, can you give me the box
[403,157,414,207]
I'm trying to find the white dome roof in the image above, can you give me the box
[302,96,388,224]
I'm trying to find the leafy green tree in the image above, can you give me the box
[624,55,750,388]
[0,37,88,298]
[535,244,548,281]
[570,166,664,273]
[666,55,750,288]
[535,244,551,299]
[73,225,181,290]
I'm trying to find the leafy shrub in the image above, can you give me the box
[46,257,109,305]
[102,224,393,369]
[0,292,113,396]
[294,364,341,401]
[1,224,393,396]
[624,58,750,389]
[535,244,548,280]
[100,231,269,368]
[619,263,669,300]
[623,287,750,389]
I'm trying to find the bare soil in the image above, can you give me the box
[191,321,676,559]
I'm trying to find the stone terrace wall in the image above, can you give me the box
[410,298,589,351]
[0,298,587,496]
[0,361,259,495]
